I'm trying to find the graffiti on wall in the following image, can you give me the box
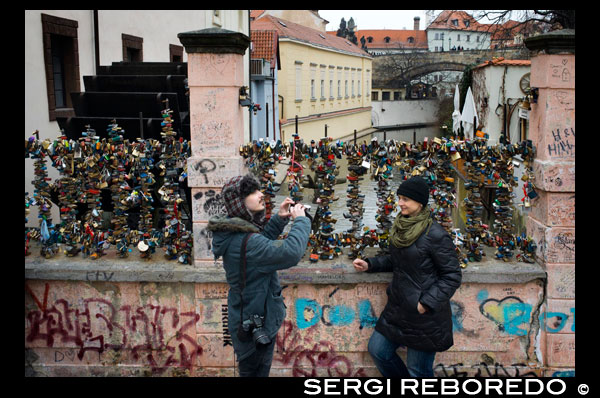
[435,362,541,377]
[25,283,203,375]
[475,289,574,335]
[275,320,366,377]
[294,298,378,330]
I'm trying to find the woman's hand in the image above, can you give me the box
[289,204,306,220]
[417,302,428,314]
[353,258,369,272]
[278,197,295,218]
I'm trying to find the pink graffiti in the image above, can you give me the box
[274,320,365,377]
[25,297,202,375]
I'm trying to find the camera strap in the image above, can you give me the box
[238,232,254,324]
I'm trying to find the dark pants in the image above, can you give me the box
[237,340,276,377]
[368,330,436,377]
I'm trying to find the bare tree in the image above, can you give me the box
[472,10,574,30]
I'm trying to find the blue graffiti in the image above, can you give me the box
[539,308,575,333]
[503,302,532,336]
[295,298,377,330]
[357,300,378,329]
[552,370,575,377]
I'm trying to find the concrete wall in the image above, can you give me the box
[524,31,575,377]
[26,265,556,376]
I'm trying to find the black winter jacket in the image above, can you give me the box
[366,221,462,352]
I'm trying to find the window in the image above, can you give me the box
[320,67,326,99]
[51,35,68,108]
[345,80,348,97]
[384,36,391,43]
[382,91,390,101]
[337,68,342,98]
[434,33,439,40]
[41,13,80,121]
[476,35,480,43]
[358,78,361,96]
[372,91,379,101]
[310,63,317,100]
[122,34,143,62]
[394,91,401,100]
[464,20,470,28]
[367,36,373,43]
[466,35,471,42]
[170,44,183,62]
[408,37,414,44]
[295,62,302,101]
[457,34,461,41]
[452,19,459,26]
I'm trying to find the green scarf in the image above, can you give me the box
[389,206,433,248]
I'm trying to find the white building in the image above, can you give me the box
[426,10,491,52]
[471,58,531,144]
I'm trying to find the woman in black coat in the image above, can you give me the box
[354,176,462,377]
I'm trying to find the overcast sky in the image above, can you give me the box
[318,10,510,31]
[319,10,429,31]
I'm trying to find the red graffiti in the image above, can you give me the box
[25,282,49,312]
[25,295,202,375]
[274,320,365,377]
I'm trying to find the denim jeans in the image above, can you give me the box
[368,330,436,377]
[237,340,276,377]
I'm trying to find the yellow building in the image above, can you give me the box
[252,11,374,143]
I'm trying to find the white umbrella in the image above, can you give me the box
[460,87,478,139]
[452,84,461,134]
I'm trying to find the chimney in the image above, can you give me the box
[414,16,420,31]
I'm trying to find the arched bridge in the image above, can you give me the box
[373,47,529,86]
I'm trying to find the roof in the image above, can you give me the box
[251,14,371,58]
[251,29,278,67]
[350,29,428,50]
[473,57,531,69]
[428,10,489,32]
[250,10,265,20]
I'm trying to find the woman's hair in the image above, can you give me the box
[239,173,261,199]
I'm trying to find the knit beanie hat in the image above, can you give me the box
[221,173,265,228]
[396,176,430,207]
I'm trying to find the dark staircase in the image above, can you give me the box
[56,61,190,141]
[54,62,192,231]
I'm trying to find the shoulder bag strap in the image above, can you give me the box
[239,232,254,322]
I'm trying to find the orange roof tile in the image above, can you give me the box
[473,58,531,69]
[251,15,371,58]
[251,30,278,67]
[251,10,265,20]
[428,10,489,32]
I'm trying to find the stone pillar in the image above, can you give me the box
[178,28,250,267]
[524,30,575,376]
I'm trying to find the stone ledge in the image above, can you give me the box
[25,245,546,285]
